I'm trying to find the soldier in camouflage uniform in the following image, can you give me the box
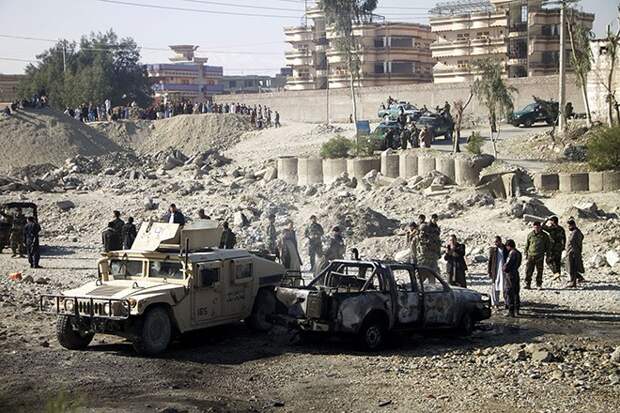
[264,214,278,256]
[10,208,26,257]
[304,215,324,272]
[418,214,441,274]
[543,216,566,280]
[524,221,551,289]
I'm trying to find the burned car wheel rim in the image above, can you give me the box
[365,325,382,348]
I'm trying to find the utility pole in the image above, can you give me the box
[62,40,67,73]
[326,60,330,125]
[558,0,567,132]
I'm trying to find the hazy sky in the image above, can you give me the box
[0,0,617,76]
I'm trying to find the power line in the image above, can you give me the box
[176,0,303,12]
[94,0,300,18]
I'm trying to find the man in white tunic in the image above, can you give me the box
[488,236,507,308]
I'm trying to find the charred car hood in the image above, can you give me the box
[451,286,483,302]
[62,279,185,301]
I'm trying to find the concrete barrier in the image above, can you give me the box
[534,173,559,191]
[559,172,589,192]
[380,151,400,178]
[454,158,481,186]
[322,158,347,184]
[277,156,298,185]
[417,154,436,177]
[588,170,620,192]
[297,157,323,185]
[347,157,381,180]
[399,151,418,178]
[435,157,456,182]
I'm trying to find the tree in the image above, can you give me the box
[567,12,594,127]
[18,30,152,109]
[452,93,473,153]
[320,0,378,125]
[471,59,516,158]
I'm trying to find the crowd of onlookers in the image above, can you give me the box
[2,93,49,116]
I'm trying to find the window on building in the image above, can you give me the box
[391,37,413,48]
[521,5,528,23]
[229,80,237,88]
[391,62,414,74]
[374,37,385,48]
[374,62,385,74]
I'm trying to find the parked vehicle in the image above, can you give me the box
[415,113,453,142]
[40,222,287,356]
[371,121,403,150]
[0,202,38,252]
[275,259,492,350]
[378,102,423,122]
[510,101,559,127]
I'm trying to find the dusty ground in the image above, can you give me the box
[0,116,619,412]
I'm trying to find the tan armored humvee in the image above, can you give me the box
[41,220,287,356]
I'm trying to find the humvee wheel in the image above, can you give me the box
[56,315,94,350]
[248,289,276,331]
[133,307,172,356]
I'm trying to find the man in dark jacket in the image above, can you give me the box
[110,210,124,251]
[24,216,41,268]
[503,239,522,317]
[444,235,467,287]
[566,219,585,288]
[524,221,551,289]
[122,217,137,250]
[543,216,566,280]
[163,204,186,225]
[304,215,324,272]
[219,222,236,249]
[102,222,117,252]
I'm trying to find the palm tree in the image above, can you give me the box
[471,59,516,158]
[567,11,594,127]
[320,0,378,125]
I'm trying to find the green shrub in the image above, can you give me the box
[353,134,378,157]
[320,135,354,159]
[587,126,620,171]
[466,131,484,155]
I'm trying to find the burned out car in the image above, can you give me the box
[276,260,491,350]
[40,222,287,356]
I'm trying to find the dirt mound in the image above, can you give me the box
[90,119,152,149]
[138,113,252,154]
[0,108,121,173]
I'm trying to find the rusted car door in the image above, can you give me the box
[416,267,456,327]
[390,265,421,325]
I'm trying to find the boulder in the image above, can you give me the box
[56,200,75,211]
[589,254,608,268]
[233,211,249,227]
[606,250,620,267]
[394,249,411,262]
[531,349,555,363]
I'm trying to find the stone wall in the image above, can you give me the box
[215,74,582,123]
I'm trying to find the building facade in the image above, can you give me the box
[587,39,620,123]
[0,74,25,103]
[430,0,594,83]
[284,4,434,90]
[221,68,290,94]
[146,45,223,103]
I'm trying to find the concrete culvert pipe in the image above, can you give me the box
[559,173,589,192]
[347,157,381,180]
[277,156,298,185]
[417,154,436,177]
[589,171,620,192]
[399,151,418,178]
[455,158,481,186]
[435,157,456,182]
[297,157,324,185]
[380,151,400,178]
[533,173,560,192]
[322,158,348,184]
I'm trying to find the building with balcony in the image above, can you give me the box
[283,3,434,90]
[146,45,223,103]
[430,0,594,83]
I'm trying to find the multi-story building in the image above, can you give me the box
[221,68,290,94]
[284,3,434,90]
[430,0,594,83]
[146,45,223,103]
[0,74,25,103]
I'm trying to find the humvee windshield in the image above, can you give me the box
[110,259,144,278]
[149,261,183,280]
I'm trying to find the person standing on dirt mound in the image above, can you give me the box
[219,222,237,249]
[488,236,507,309]
[109,210,124,251]
[317,226,345,274]
[503,239,522,317]
[24,216,41,268]
[524,221,551,290]
[10,208,26,258]
[304,215,324,273]
[163,204,186,225]
[565,219,585,288]
[444,234,467,288]
[122,217,137,250]
[543,216,566,281]
[278,221,302,272]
